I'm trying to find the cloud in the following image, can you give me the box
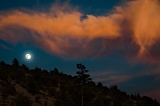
[0,44,10,50]
[141,67,160,82]
[0,0,160,60]
[0,8,120,57]
[118,0,160,55]
[143,90,160,102]
[91,70,132,85]
[93,75,131,85]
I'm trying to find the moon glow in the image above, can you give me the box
[26,54,31,59]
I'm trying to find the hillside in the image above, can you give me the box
[0,58,159,106]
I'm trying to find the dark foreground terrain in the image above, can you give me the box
[0,58,159,106]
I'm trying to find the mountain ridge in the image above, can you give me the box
[0,58,159,106]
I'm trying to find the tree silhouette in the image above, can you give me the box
[76,64,92,106]
[12,58,19,67]
[97,82,103,87]
[21,64,29,70]
[76,64,92,84]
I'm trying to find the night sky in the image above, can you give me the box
[0,0,160,102]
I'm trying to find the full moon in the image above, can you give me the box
[26,54,31,60]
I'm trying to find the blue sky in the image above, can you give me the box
[0,0,160,102]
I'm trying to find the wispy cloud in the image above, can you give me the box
[141,67,160,82]
[0,44,10,50]
[93,75,131,85]
[91,70,132,85]
[143,90,160,102]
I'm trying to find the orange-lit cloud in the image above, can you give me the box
[0,0,160,59]
[116,0,160,55]
[0,9,120,56]
[0,11,120,39]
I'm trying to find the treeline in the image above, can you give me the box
[0,58,159,106]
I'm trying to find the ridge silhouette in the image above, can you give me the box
[0,58,159,106]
